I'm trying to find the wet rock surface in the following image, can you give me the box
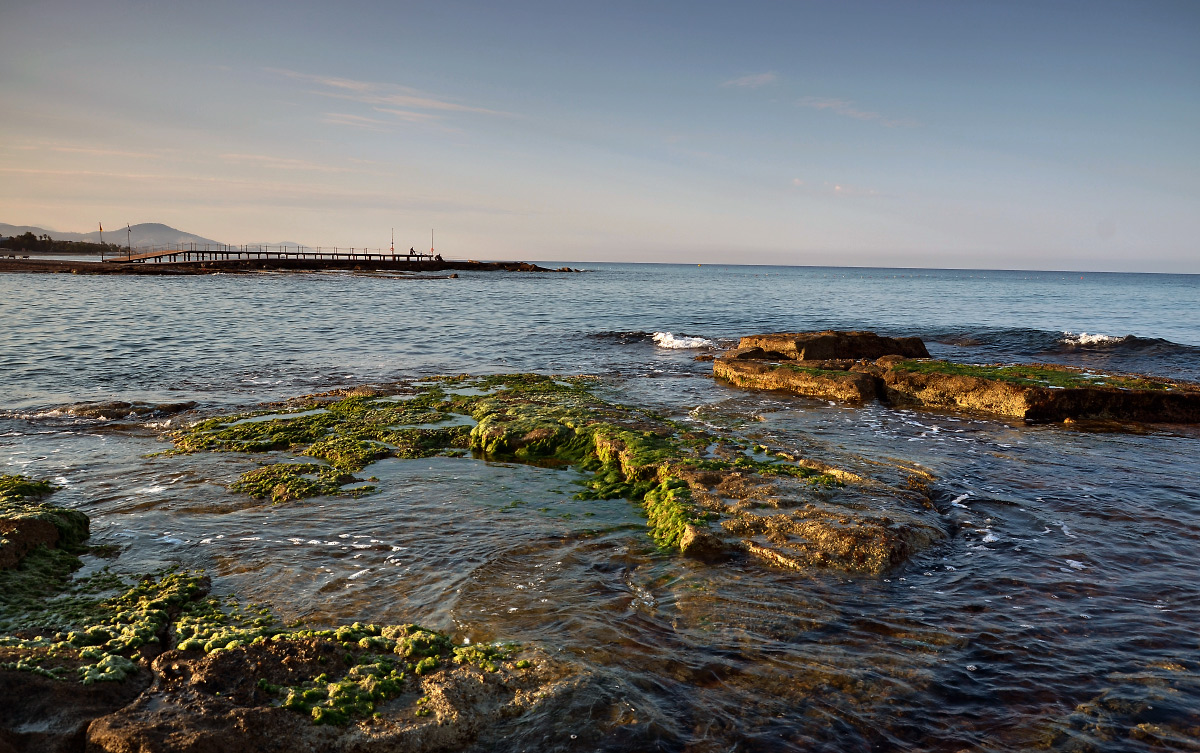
[717,332,1200,425]
[736,330,930,361]
[0,666,150,753]
[86,643,630,753]
[0,476,88,571]
[53,401,198,420]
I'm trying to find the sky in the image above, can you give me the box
[1,0,1197,271]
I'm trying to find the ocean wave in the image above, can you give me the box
[1060,332,1131,347]
[652,332,716,349]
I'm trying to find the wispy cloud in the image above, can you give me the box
[798,97,917,128]
[50,145,163,159]
[373,108,445,124]
[270,68,514,126]
[722,72,778,89]
[219,153,358,173]
[320,112,391,132]
[790,176,884,198]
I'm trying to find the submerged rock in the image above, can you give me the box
[54,400,197,420]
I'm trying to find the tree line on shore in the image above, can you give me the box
[1,232,125,256]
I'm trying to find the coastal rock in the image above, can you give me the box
[679,467,944,575]
[0,517,61,570]
[678,524,727,561]
[714,358,880,403]
[86,642,649,753]
[736,331,930,361]
[0,664,150,753]
[55,401,197,420]
[882,362,1200,423]
[0,475,89,570]
[716,333,1200,425]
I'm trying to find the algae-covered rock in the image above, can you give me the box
[715,333,1200,425]
[172,374,946,572]
[86,634,651,752]
[882,360,1200,423]
[0,474,88,571]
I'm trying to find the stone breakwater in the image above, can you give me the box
[715,331,1200,424]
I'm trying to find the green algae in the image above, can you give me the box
[1,567,208,684]
[894,360,1178,391]
[304,435,389,471]
[0,547,92,632]
[230,463,371,504]
[171,374,838,551]
[3,561,518,728]
[774,363,852,377]
[241,622,518,726]
[642,479,708,548]
[0,474,58,502]
[0,474,89,552]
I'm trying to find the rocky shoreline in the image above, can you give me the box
[1,372,950,750]
[715,330,1200,425]
[4,346,1196,749]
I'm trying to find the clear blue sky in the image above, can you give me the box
[2,0,1197,271]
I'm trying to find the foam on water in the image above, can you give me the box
[652,331,715,349]
[1061,331,1128,346]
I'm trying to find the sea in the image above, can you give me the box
[2,263,1199,752]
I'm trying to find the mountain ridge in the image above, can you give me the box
[0,222,222,247]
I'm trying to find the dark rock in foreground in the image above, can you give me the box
[716,332,1200,424]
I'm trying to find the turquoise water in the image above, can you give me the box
[2,263,1199,751]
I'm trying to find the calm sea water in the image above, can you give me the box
[2,263,1199,751]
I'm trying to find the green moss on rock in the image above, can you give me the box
[230,463,369,503]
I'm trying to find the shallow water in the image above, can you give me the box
[2,263,1199,751]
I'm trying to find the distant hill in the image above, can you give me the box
[0,222,222,248]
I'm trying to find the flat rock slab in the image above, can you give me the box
[881,363,1200,423]
[716,338,1200,424]
[737,331,929,361]
[714,359,879,403]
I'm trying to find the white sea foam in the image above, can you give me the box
[652,332,715,349]
[1061,332,1126,346]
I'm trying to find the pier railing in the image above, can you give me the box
[107,244,439,264]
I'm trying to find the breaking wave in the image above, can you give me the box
[652,332,716,349]
[1060,332,1132,347]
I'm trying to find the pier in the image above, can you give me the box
[107,243,438,264]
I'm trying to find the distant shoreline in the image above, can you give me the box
[0,257,568,275]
